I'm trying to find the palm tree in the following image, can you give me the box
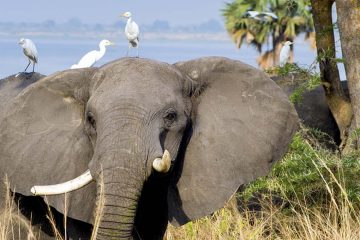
[223,0,314,69]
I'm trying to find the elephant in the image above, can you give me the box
[273,76,349,145]
[0,57,298,239]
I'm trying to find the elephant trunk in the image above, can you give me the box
[90,113,157,239]
[95,168,144,240]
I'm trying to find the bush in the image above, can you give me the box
[239,128,360,207]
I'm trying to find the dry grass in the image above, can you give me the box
[91,171,105,240]
[165,135,360,240]
[0,174,106,240]
[3,191,359,240]
[0,178,37,240]
[1,138,360,239]
[165,190,360,240]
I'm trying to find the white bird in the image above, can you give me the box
[71,39,114,69]
[246,11,278,22]
[279,41,293,67]
[18,38,38,73]
[121,11,140,57]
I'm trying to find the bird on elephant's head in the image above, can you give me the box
[0,57,298,239]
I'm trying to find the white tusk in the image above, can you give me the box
[152,149,172,173]
[31,170,93,196]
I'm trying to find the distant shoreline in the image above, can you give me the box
[0,31,230,42]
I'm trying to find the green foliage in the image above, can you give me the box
[239,128,360,208]
[316,47,345,64]
[289,72,321,104]
[273,62,308,76]
[268,62,321,104]
[335,58,345,63]
[223,0,314,53]
[317,21,339,36]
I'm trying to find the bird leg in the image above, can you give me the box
[24,60,31,72]
[136,46,139,58]
[32,62,35,73]
[126,43,131,57]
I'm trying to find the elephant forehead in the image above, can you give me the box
[121,73,181,91]
[97,67,183,100]
[101,58,184,87]
[90,76,184,114]
[95,81,183,111]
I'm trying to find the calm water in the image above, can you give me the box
[0,36,344,79]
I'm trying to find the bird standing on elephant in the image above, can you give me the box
[18,38,38,73]
[121,11,140,57]
[71,39,114,69]
[279,41,293,67]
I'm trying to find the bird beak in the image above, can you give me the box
[120,13,126,17]
[109,42,115,46]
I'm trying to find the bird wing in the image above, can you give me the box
[76,50,98,68]
[247,11,259,18]
[129,38,139,47]
[125,21,140,40]
[279,46,290,66]
[24,40,38,63]
[263,12,278,19]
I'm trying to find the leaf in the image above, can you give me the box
[223,0,314,60]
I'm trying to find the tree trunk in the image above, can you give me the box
[310,0,352,149]
[336,0,360,149]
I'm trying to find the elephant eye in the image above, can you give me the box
[86,112,96,130]
[164,110,177,126]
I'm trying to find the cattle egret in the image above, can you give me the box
[18,38,38,73]
[71,40,114,69]
[121,11,140,57]
[246,11,278,22]
[279,41,293,67]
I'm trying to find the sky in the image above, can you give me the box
[0,0,228,25]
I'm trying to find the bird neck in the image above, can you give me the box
[98,43,106,57]
[127,17,132,25]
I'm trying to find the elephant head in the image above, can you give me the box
[0,57,298,239]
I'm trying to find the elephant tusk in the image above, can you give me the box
[152,149,172,173]
[30,170,93,196]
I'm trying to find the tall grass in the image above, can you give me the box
[1,128,360,239]
[165,193,360,239]
[165,128,360,239]
[0,178,37,240]
[91,171,105,240]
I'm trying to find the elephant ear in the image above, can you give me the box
[168,57,299,225]
[0,69,101,223]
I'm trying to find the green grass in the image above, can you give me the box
[266,62,321,104]
[166,127,360,239]
[239,128,360,206]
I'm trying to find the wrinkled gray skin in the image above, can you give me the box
[0,57,298,239]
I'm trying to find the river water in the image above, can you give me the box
[0,36,345,79]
